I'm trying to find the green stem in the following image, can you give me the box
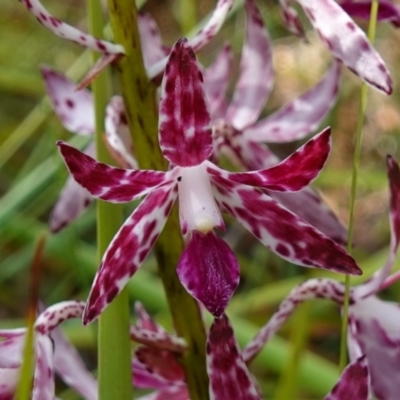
[106,1,209,398]
[87,2,133,399]
[339,0,380,372]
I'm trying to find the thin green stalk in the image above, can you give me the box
[106,1,209,398]
[87,2,133,399]
[177,0,197,35]
[339,0,380,372]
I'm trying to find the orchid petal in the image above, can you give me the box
[281,0,392,94]
[136,386,189,400]
[226,0,274,130]
[50,143,94,233]
[133,359,174,389]
[355,155,400,298]
[245,62,341,143]
[340,0,400,27]
[349,296,400,400]
[83,185,177,324]
[212,178,361,275]
[22,0,124,55]
[207,315,260,400]
[32,334,54,400]
[203,44,233,120]
[0,335,24,368]
[0,368,18,399]
[242,278,347,363]
[177,231,240,317]
[51,327,97,400]
[57,141,172,203]
[41,66,94,135]
[324,356,369,400]
[268,187,348,245]
[159,38,212,167]
[135,302,166,334]
[35,301,85,335]
[138,12,169,70]
[105,96,137,169]
[208,128,331,192]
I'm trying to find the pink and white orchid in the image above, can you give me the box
[241,155,400,400]
[57,38,360,323]
[0,301,97,400]
[41,66,135,232]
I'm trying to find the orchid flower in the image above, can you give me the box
[57,38,360,323]
[277,0,393,94]
[202,0,348,244]
[241,155,400,400]
[0,301,97,400]
[41,66,135,232]
[22,0,234,80]
[339,0,400,28]
[131,303,370,399]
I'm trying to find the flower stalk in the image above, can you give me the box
[105,1,209,398]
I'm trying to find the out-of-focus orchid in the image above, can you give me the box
[22,0,234,80]
[0,301,97,400]
[57,38,360,323]
[41,66,135,232]
[241,155,400,400]
[339,0,400,28]
[204,0,348,244]
[277,0,393,94]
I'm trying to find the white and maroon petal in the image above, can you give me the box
[213,178,361,275]
[22,0,124,55]
[268,187,348,245]
[279,0,305,37]
[32,334,54,400]
[226,0,274,131]
[203,43,233,120]
[105,96,137,169]
[51,327,97,400]
[349,296,400,400]
[50,143,94,233]
[138,12,169,70]
[133,359,173,389]
[0,368,19,399]
[245,62,341,143]
[355,156,400,298]
[83,185,177,324]
[324,356,369,400]
[177,231,240,317]
[35,301,85,335]
[0,335,25,369]
[178,163,224,234]
[242,278,347,363]
[340,0,400,27]
[41,66,94,135]
[136,386,189,400]
[294,0,392,94]
[135,302,166,334]
[209,128,331,192]
[207,315,260,400]
[57,141,172,203]
[159,39,212,167]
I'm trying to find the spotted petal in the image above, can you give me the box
[83,185,177,324]
[212,178,361,275]
[207,315,260,400]
[57,141,172,203]
[0,335,24,368]
[279,0,392,94]
[22,0,124,55]
[245,62,341,142]
[177,231,240,317]
[159,39,212,167]
[0,368,18,399]
[324,357,369,400]
[226,0,274,131]
[208,128,331,192]
[41,66,94,135]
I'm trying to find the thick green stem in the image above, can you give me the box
[106,1,209,398]
[339,0,380,372]
[87,2,133,399]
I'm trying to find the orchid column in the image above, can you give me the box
[105,1,209,399]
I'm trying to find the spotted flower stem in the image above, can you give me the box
[339,0,381,372]
[106,1,209,399]
[87,1,133,399]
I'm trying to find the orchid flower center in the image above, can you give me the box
[177,163,222,235]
